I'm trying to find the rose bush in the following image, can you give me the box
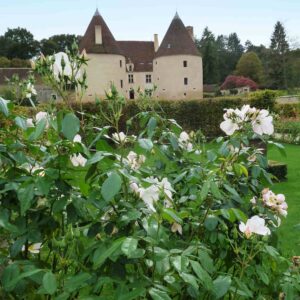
[0,51,299,299]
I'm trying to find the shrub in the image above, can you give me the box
[10,58,30,68]
[275,103,300,119]
[0,51,299,298]
[248,90,277,111]
[0,56,11,67]
[268,160,288,181]
[274,120,300,144]
[221,75,258,91]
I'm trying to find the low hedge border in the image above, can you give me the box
[1,90,283,138]
[267,160,288,181]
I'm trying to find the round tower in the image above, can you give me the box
[153,13,203,100]
[79,9,126,100]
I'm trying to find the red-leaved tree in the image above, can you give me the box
[221,75,258,90]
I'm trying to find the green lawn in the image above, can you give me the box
[268,143,300,256]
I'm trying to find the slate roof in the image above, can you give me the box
[155,13,200,58]
[118,41,155,72]
[79,9,123,55]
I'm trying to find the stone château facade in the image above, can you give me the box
[80,9,203,100]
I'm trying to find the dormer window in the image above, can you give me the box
[127,63,134,72]
[167,44,171,49]
[95,25,102,45]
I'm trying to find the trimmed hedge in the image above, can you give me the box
[1,90,281,138]
[268,160,288,181]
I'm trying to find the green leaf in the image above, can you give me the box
[204,215,219,231]
[93,238,125,269]
[213,276,231,299]
[190,260,213,290]
[119,287,146,300]
[17,184,35,216]
[86,152,104,165]
[4,268,43,291]
[43,272,57,295]
[180,272,199,290]
[149,288,172,300]
[200,181,210,200]
[30,118,46,140]
[210,181,222,199]
[0,97,10,116]
[101,172,122,202]
[147,117,157,138]
[61,113,80,141]
[64,273,92,293]
[231,208,247,222]
[15,116,27,130]
[121,238,138,257]
[138,138,153,151]
[162,208,182,224]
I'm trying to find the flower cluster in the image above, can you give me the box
[220,105,274,136]
[178,131,193,152]
[26,111,50,129]
[262,189,288,217]
[125,151,146,170]
[25,82,37,99]
[130,177,174,212]
[70,134,87,167]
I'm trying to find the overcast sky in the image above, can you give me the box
[0,0,299,47]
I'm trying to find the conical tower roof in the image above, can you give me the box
[79,10,123,55]
[155,13,200,58]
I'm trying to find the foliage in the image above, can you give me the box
[33,42,88,106]
[248,90,277,111]
[4,73,38,107]
[274,120,300,145]
[235,52,264,84]
[0,58,300,298]
[197,28,219,84]
[268,22,289,89]
[0,27,39,59]
[40,34,82,56]
[221,75,258,91]
[267,160,288,181]
[275,103,300,119]
[0,56,11,67]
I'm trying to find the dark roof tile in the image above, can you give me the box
[155,13,200,58]
[118,41,155,72]
[79,10,123,55]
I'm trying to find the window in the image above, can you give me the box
[128,74,134,84]
[184,78,188,85]
[146,74,152,83]
[120,80,123,88]
[183,61,187,67]
[128,65,133,72]
[120,60,122,68]
[167,44,171,49]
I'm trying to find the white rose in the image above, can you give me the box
[70,153,87,167]
[239,216,271,238]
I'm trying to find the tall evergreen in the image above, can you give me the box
[196,27,219,84]
[269,21,289,89]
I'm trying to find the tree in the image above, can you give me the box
[221,75,258,91]
[0,27,40,59]
[196,28,219,84]
[226,33,244,73]
[235,52,264,84]
[269,21,289,89]
[40,34,81,55]
[0,56,11,67]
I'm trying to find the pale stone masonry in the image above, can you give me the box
[80,9,203,101]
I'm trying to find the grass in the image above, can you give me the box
[268,143,300,256]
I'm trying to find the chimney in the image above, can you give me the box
[154,34,159,52]
[186,26,194,41]
[95,25,102,45]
